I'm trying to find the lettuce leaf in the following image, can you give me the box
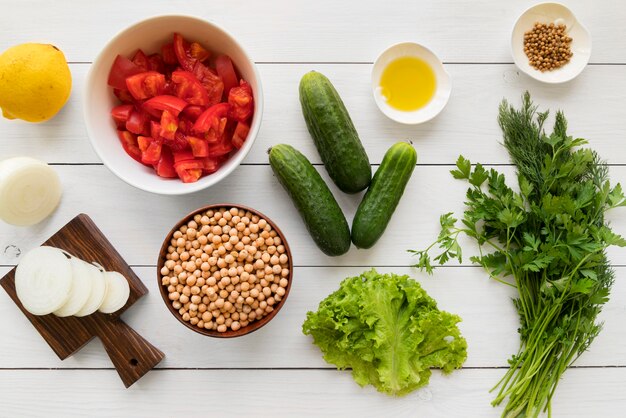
[302,269,467,396]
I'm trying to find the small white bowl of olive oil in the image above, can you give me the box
[372,42,451,125]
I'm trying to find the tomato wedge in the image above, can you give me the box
[114,88,135,104]
[190,42,210,62]
[117,130,144,164]
[143,95,188,118]
[228,80,254,122]
[132,49,149,71]
[215,55,239,98]
[126,71,166,100]
[108,55,142,90]
[231,121,250,149]
[161,43,177,65]
[199,157,220,173]
[187,136,209,157]
[147,53,165,73]
[111,104,134,128]
[173,33,195,71]
[171,71,209,106]
[125,109,149,135]
[160,110,178,140]
[193,103,230,142]
[154,148,177,178]
[173,149,195,163]
[192,61,224,106]
[174,160,204,183]
[208,139,234,157]
[138,136,162,165]
[181,105,204,122]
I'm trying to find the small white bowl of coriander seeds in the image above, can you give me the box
[511,2,591,83]
[157,204,292,337]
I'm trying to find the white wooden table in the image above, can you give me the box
[1,1,625,416]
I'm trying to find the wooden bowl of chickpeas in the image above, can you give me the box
[157,204,293,337]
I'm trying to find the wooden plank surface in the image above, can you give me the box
[0,368,625,418]
[0,0,624,64]
[1,266,624,369]
[2,63,626,165]
[2,165,626,267]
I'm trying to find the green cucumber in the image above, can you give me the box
[299,71,371,194]
[351,142,417,249]
[269,144,351,256]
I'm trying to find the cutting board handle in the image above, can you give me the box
[91,318,165,388]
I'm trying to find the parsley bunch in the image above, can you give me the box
[411,93,626,417]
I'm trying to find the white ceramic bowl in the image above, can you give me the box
[84,15,263,195]
[371,42,451,125]
[511,3,591,84]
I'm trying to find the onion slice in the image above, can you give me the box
[0,157,62,226]
[53,255,95,317]
[74,262,108,317]
[98,271,130,314]
[15,246,72,315]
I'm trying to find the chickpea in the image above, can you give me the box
[217,324,227,333]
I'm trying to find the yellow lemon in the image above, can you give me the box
[0,43,72,122]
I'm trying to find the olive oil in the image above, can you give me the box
[379,56,436,111]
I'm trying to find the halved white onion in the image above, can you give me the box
[98,271,130,314]
[73,262,108,317]
[15,246,72,315]
[53,255,95,317]
[0,157,62,226]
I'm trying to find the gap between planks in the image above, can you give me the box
[0,365,624,371]
[65,61,626,66]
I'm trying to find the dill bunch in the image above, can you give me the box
[410,93,626,417]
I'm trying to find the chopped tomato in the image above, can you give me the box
[147,53,165,73]
[190,42,210,62]
[228,80,254,122]
[117,130,144,164]
[109,35,254,183]
[108,55,142,90]
[193,103,230,142]
[138,136,162,165]
[173,33,194,71]
[192,61,224,106]
[126,71,166,100]
[125,109,149,135]
[167,132,191,151]
[174,160,203,183]
[173,149,195,163]
[161,43,177,65]
[142,95,188,118]
[160,110,178,140]
[154,148,177,178]
[187,136,209,157]
[231,121,250,149]
[114,88,135,104]
[171,71,209,106]
[111,104,134,128]
[150,121,161,140]
[132,49,149,71]
[215,55,239,97]
[208,140,234,157]
[181,105,204,122]
[199,157,220,173]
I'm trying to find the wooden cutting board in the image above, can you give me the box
[0,214,164,388]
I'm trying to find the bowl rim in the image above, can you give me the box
[83,14,264,195]
[156,203,294,338]
[510,2,591,84]
[371,41,451,125]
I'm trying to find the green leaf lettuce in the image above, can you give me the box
[302,269,467,396]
